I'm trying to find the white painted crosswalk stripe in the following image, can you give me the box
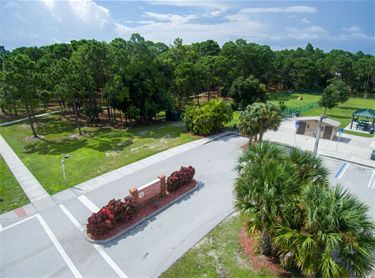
[60,203,128,278]
[36,214,83,278]
[78,195,100,213]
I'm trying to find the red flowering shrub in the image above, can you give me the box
[166,166,195,192]
[86,196,137,237]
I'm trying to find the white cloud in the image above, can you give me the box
[301,17,310,24]
[342,26,363,33]
[137,21,156,24]
[285,26,330,40]
[240,6,317,14]
[150,1,233,11]
[1,0,131,50]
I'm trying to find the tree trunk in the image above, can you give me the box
[207,85,211,101]
[324,107,327,115]
[25,103,38,138]
[260,230,272,256]
[259,131,264,142]
[87,82,95,124]
[120,111,123,128]
[30,102,39,124]
[106,99,111,126]
[72,92,82,136]
[57,96,62,108]
[364,72,371,95]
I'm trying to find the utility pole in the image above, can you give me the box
[313,116,327,155]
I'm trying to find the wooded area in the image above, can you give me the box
[1,34,374,137]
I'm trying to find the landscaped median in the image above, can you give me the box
[84,166,197,244]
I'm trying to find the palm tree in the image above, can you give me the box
[237,101,282,143]
[234,142,301,255]
[275,185,375,278]
[289,147,330,188]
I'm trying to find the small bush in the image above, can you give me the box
[166,166,195,192]
[86,196,137,237]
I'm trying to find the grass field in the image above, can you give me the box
[269,93,321,109]
[0,113,197,196]
[160,213,280,278]
[299,97,375,134]
[0,156,30,214]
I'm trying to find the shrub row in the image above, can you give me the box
[86,196,137,237]
[166,166,195,192]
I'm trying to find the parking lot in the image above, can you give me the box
[324,158,375,220]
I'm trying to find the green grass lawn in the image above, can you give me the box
[270,93,321,108]
[0,114,197,196]
[299,97,375,136]
[0,155,30,214]
[159,213,279,278]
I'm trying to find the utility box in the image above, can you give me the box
[166,110,184,121]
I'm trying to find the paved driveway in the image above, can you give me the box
[1,134,248,278]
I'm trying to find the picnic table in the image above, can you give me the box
[356,122,370,131]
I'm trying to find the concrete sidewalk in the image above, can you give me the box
[263,118,375,168]
[0,135,49,203]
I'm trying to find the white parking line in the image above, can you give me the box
[36,214,82,278]
[78,195,100,213]
[338,163,350,179]
[0,215,37,232]
[59,204,128,278]
[368,171,375,189]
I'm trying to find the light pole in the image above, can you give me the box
[313,116,327,156]
[61,153,69,187]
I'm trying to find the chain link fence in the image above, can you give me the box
[280,101,320,119]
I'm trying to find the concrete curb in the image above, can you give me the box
[273,141,375,169]
[83,180,200,245]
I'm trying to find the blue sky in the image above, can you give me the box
[1,0,374,55]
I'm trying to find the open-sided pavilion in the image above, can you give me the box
[349,108,375,130]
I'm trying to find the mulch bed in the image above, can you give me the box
[239,225,291,277]
[87,180,197,241]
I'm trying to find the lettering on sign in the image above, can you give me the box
[138,180,161,204]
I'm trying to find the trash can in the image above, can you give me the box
[354,117,358,122]
[371,150,375,161]
[369,128,374,135]
[296,111,300,117]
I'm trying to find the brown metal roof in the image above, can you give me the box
[296,116,341,127]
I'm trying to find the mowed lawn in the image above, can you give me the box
[300,97,375,131]
[269,93,321,108]
[0,155,30,214]
[0,114,197,196]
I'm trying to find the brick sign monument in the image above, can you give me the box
[129,174,166,208]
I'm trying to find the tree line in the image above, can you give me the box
[0,35,374,137]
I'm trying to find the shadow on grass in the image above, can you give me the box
[22,121,186,155]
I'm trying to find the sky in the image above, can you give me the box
[1,0,374,55]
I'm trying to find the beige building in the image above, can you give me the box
[295,116,341,141]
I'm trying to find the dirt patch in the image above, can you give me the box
[87,180,197,241]
[239,226,291,277]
